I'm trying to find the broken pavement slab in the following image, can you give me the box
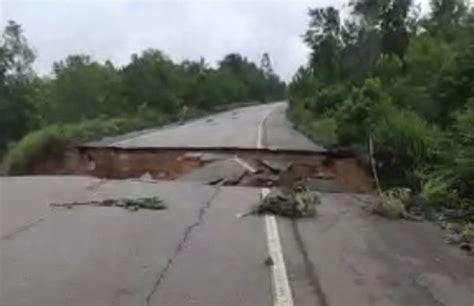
[178,158,249,185]
[255,158,293,174]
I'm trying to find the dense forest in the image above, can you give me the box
[289,0,474,215]
[0,21,286,172]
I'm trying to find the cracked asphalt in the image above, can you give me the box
[1,102,474,306]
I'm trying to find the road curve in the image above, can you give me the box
[110,101,324,152]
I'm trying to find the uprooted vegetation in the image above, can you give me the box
[51,196,165,211]
[253,183,321,218]
[368,187,474,253]
[444,222,474,253]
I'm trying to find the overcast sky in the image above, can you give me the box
[2,0,431,81]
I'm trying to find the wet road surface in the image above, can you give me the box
[1,102,473,306]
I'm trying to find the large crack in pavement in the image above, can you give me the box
[0,218,44,241]
[291,220,329,306]
[143,187,221,306]
[29,146,375,194]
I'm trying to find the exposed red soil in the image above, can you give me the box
[32,147,375,194]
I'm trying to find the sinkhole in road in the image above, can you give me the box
[33,146,375,193]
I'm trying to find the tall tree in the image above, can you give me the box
[121,49,182,114]
[380,0,412,58]
[303,7,343,81]
[260,53,274,77]
[0,21,36,150]
[49,55,123,122]
[430,0,468,27]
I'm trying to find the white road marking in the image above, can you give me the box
[258,107,294,306]
[262,188,294,306]
[232,156,257,173]
[257,109,275,149]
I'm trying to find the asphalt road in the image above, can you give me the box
[1,101,473,306]
[110,101,323,151]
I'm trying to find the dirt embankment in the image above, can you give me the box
[31,146,374,193]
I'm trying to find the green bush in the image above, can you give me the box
[375,55,403,85]
[421,176,454,205]
[2,125,68,174]
[306,117,339,147]
[373,108,442,188]
[461,223,474,243]
[336,78,392,143]
[305,84,347,116]
[453,102,474,146]
[288,97,313,128]
[2,115,167,175]
[451,104,474,197]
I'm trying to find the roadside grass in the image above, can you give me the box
[1,101,263,175]
[1,114,169,175]
[287,103,339,148]
[305,117,339,147]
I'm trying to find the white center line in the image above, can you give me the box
[257,109,274,149]
[232,156,257,173]
[258,106,294,306]
[262,188,294,306]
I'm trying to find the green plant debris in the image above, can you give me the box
[254,184,320,218]
[443,222,474,254]
[51,196,165,211]
[369,188,410,219]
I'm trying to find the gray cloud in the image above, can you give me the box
[2,0,429,81]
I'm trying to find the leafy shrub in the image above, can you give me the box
[373,108,442,188]
[451,104,474,197]
[433,43,474,127]
[305,84,347,116]
[306,117,339,147]
[461,223,474,243]
[421,176,453,205]
[453,102,474,146]
[2,125,67,174]
[336,78,392,143]
[288,97,314,128]
[2,114,168,174]
[375,55,403,84]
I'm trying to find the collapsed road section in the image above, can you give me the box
[29,145,374,194]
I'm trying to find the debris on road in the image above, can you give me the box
[368,188,410,219]
[51,196,166,211]
[367,187,474,254]
[368,188,427,221]
[252,183,320,218]
[443,222,474,254]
